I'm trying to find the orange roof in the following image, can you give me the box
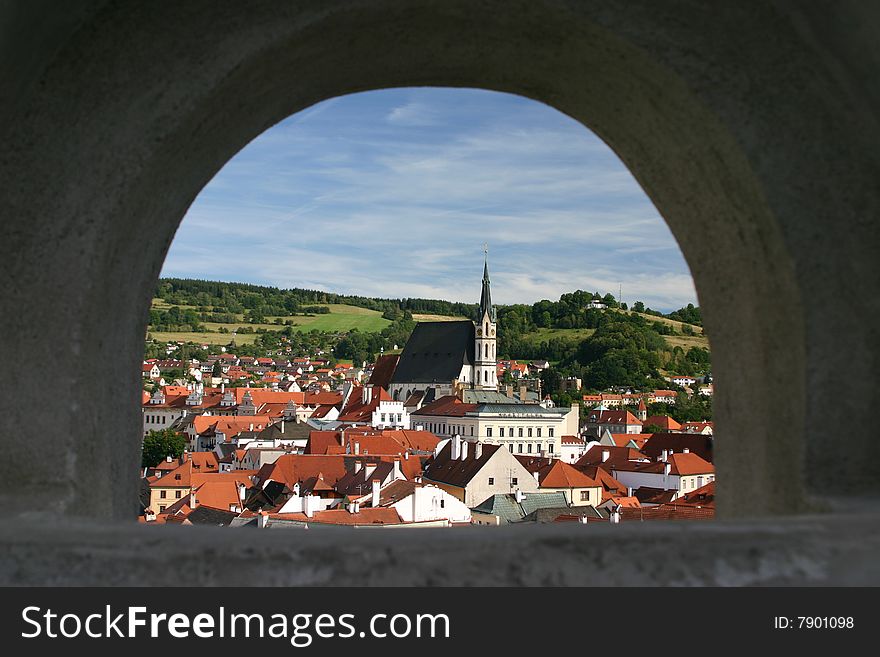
[610,433,653,449]
[669,452,714,476]
[608,495,641,508]
[413,395,478,418]
[191,480,244,511]
[192,415,271,436]
[644,415,681,431]
[163,385,190,396]
[538,460,600,489]
[257,454,350,488]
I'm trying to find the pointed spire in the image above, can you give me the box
[479,246,496,322]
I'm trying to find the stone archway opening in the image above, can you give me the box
[152,84,714,521]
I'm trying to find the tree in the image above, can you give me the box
[141,429,187,468]
[643,423,664,433]
[633,301,645,313]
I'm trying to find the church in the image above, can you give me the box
[388,257,499,404]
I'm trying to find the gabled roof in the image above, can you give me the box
[412,395,478,418]
[422,442,501,489]
[644,415,681,431]
[255,454,349,489]
[471,492,568,523]
[641,432,714,463]
[367,354,399,389]
[668,481,716,507]
[576,445,650,469]
[390,321,475,384]
[514,456,600,489]
[585,409,643,426]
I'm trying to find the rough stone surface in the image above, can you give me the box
[1,1,879,583]
[3,508,880,586]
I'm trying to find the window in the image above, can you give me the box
[528,444,533,453]
[511,478,518,486]
[488,477,495,486]
[517,443,523,453]
[499,427,505,437]
[487,427,493,437]
[549,428,554,437]
[518,428,523,437]
[440,499,445,508]
[580,491,590,502]
[470,426,474,436]
[549,443,554,454]
[175,490,181,499]
[527,427,533,437]
[380,414,386,422]
[159,506,166,512]
[160,490,167,499]
[536,428,542,437]
[508,444,513,452]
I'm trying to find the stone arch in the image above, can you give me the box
[2,1,880,584]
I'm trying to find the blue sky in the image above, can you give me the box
[164,87,696,312]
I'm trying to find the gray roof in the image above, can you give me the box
[471,492,569,523]
[472,403,570,417]
[390,321,475,384]
[461,390,519,404]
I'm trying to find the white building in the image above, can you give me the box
[371,398,410,429]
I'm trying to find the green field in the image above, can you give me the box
[148,299,390,344]
[412,313,468,322]
[613,308,711,350]
[520,327,596,345]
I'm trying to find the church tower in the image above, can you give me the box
[474,250,498,391]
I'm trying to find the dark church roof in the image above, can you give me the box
[479,258,496,322]
[390,321,475,385]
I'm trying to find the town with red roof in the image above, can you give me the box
[140,262,714,530]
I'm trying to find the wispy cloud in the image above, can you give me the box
[162,88,696,312]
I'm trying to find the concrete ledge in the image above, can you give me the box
[3,510,879,586]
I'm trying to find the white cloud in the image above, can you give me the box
[165,88,697,312]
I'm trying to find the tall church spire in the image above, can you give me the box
[479,245,496,322]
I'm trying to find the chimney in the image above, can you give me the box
[519,385,527,401]
[238,483,246,501]
[372,479,381,508]
[365,463,377,480]
[166,455,173,463]
[460,439,468,460]
[451,435,461,460]
[303,494,314,518]
[354,441,360,456]
[664,462,672,476]
[610,505,621,524]
[281,421,285,434]
[506,384,513,397]
[258,511,269,528]
[475,442,483,459]
[353,501,360,514]
[249,423,254,431]
[533,471,540,484]
[683,447,690,454]
[601,449,610,463]
[515,489,524,503]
